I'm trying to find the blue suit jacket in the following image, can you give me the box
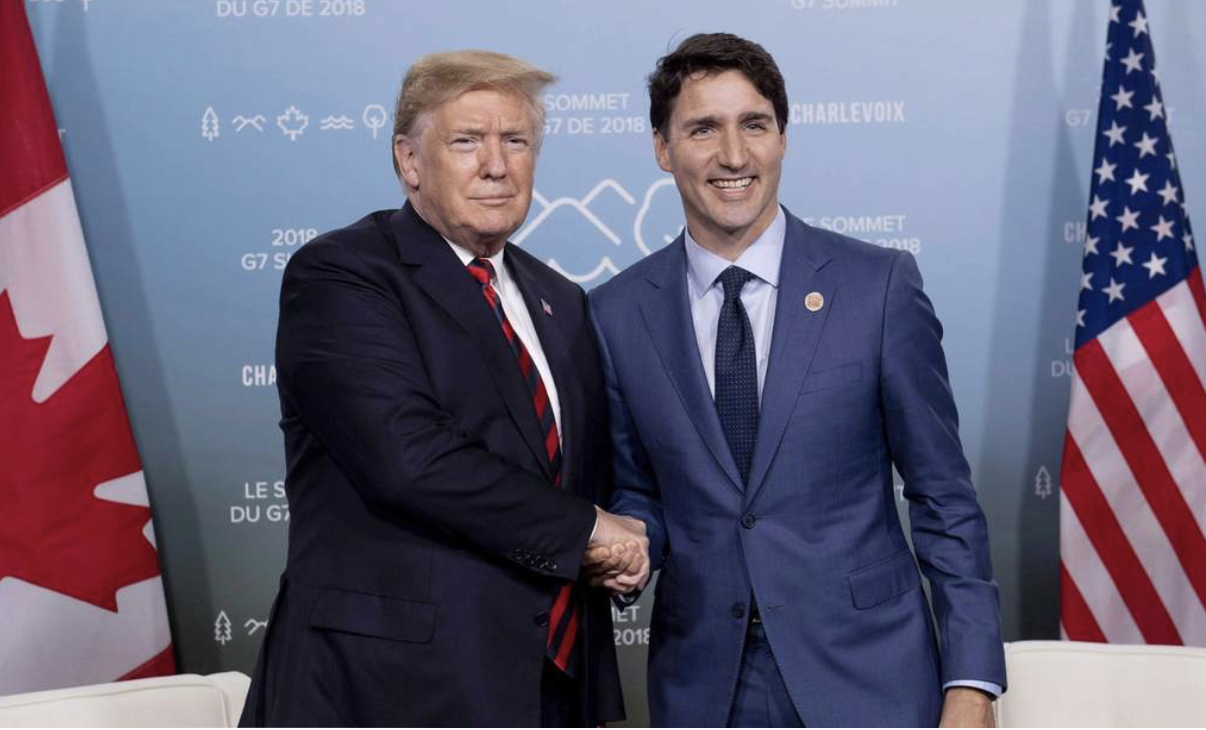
[589,209,1006,727]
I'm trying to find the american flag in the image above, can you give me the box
[1059,0,1206,646]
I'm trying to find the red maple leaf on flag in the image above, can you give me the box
[0,291,161,612]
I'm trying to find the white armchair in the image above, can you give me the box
[996,640,1206,727]
[0,672,249,728]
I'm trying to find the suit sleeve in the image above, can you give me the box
[276,241,596,581]
[588,297,669,572]
[879,251,1007,691]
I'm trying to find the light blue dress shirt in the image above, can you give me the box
[681,206,1002,700]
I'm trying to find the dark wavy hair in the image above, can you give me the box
[648,33,788,139]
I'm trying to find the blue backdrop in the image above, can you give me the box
[26,0,1206,724]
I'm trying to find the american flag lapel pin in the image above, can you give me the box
[540,298,553,317]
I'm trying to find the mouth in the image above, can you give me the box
[471,195,516,206]
[709,176,755,193]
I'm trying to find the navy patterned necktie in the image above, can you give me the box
[714,266,759,485]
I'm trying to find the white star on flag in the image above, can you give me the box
[1144,97,1164,121]
[1085,235,1100,256]
[1157,180,1179,205]
[1134,131,1159,157]
[1129,9,1148,36]
[1095,159,1117,184]
[1111,86,1135,110]
[1141,251,1168,278]
[1103,120,1127,146]
[1120,48,1145,74]
[1090,195,1110,220]
[1150,215,1175,241]
[1117,206,1141,232]
[1110,242,1135,267]
[1125,169,1149,195]
[1102,277,1126,302]
[1080,271,1094,291]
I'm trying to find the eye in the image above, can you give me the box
[690,126,714,139]
[505,135,531,149]
[745,121,768,133]
[449,137,477,149]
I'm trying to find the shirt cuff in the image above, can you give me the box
[943,680,1003,698]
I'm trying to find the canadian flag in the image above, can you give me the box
[0,1,174,693]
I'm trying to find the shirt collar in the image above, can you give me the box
[684,206,786,299]
[444,237,507,282]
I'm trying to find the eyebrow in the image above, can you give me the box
[678,111,774,129]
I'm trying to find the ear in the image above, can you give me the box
[653,129,673,173]
[394,134,421,190]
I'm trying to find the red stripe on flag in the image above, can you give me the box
[546,583,572,647]
[1189,267,1206,331]
[1060,433,1181,643]
[554,606,579,671]
[117,644,176,681]
[1076,340,1206,622]
[1060,562,1108,643]
[0,1,69,219]
[1129,301,1206,463]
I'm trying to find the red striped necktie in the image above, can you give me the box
[466,258,579,675]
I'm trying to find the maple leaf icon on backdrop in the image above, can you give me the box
[276,105,308,141]
[0,292,160,612]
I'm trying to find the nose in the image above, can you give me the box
[716,128,748,171]
[478,136,507,180]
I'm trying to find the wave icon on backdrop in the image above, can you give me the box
[514,177,681,286]
[320,115,355,131]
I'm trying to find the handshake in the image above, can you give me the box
[583,507,651,595]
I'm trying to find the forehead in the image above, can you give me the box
[670,69,774,122]
[430,88,534,128]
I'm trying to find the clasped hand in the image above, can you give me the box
[582,507,650,595]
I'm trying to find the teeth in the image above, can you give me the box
[711,177,753,189]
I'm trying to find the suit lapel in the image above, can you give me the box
[505,248,577,488]
[744,213,838,506]
[639,237,744,494]
[389,204,553,480]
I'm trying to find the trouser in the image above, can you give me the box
[727,620,804,728]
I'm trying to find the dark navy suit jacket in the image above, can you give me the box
[240,202,624,726]
[589,208,1006,727]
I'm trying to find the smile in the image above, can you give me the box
[709,177,754,190]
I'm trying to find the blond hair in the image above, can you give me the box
[391,50,556,175]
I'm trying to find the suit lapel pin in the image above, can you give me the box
[805,291,824,312]
[540,298,553,317]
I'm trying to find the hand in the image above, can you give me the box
[938,687,995,728]
[583,508,649,594]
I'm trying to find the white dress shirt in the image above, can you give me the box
[445,240,561,439]
[684,206,786,400]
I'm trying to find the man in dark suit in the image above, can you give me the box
[240,50,646,727]
[589,34,1006,726]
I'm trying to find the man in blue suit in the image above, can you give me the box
[589,34,1006,727]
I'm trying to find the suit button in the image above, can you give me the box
[731,603,745,619]
[741,514,756,529]
[546,560,558,572]
[534,612,550,628]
